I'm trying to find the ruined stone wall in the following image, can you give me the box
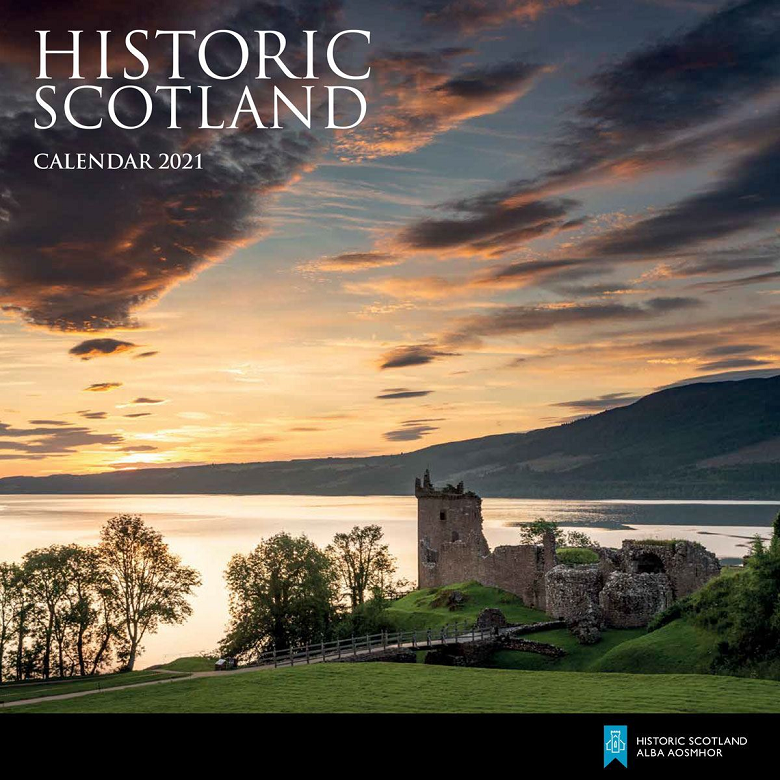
[416,471,556,610]
[545,564,604,622]
[599,572,674,628]
[415,472,721,626]
[621,540,720,599]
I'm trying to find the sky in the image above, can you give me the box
[0,0,778,477]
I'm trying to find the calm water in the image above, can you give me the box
[1,494,777,667]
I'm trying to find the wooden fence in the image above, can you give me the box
[250,621,500,669]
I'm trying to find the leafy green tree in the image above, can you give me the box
[518,519,563,545]
[564,530,595,548]
[327,525,398,611]
[221,532,338,657]
[98,515,201,671]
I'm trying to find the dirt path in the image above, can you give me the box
[2,628,521,709]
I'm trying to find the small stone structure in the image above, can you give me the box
[416,472,721,630]
[475,608,508,631]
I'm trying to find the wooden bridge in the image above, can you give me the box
[248,620,563,670]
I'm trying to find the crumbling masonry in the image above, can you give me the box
[416,470,556,610]
[416,471,720,627]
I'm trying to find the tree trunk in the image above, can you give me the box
[77,630,86,677]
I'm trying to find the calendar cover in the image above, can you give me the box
[0,0,778,762]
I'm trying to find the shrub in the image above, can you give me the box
[557,547,599,566]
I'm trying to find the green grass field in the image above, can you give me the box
[0,669,186,704]
[8,663,780,714]
[386,581,548,630]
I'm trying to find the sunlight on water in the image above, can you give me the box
[0,494,777,667]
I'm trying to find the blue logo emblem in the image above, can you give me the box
[604,725,628,767]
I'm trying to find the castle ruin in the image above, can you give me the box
[416,470,556,610]
[416,470,720,627]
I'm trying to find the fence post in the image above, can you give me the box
[273,643,277,668]
[289,646,294,667]
[365,633,370,655]
[426,629,431,648]
[337,637,342,659]
[352,634,356,656]
[472,624,475,642]
[383,631,387,651]
[412,631,417,649]
[321,633,325,662]
[397,631,401,648]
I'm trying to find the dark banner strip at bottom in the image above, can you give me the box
[4,712,779,768]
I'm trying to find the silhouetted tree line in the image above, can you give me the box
[220,525,412,658]
[0,515,200,681]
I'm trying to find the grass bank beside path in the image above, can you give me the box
[0,669,187,705]
[152,656,217,673]
[8,663,780,714]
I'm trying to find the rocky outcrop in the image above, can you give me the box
[599,572,674,628]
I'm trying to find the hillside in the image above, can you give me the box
[1,375,779,499]
[384,581,548,630]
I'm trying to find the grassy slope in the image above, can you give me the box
[154,656,216,673]
[385,581,548,630]
[591,619,719,675]
[487,628,645,672]
[0,669,185,704]
[10,664,780,714]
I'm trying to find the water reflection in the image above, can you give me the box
[0,494,776,666]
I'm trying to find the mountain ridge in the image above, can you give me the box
[2,375,779,499]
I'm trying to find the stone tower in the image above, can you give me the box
[415,470,556,610]
[416,469,489,588]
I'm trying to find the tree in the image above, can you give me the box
[61,545,116,676]
[221,532,338,657]
[771,512,780,554]
[0,563,15,683]
[8,563,37,680]
[518,519,563,545]
[22,546,72,678]
[98,515,201,671]
[327,525,398,611]
[563,530,595,548]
